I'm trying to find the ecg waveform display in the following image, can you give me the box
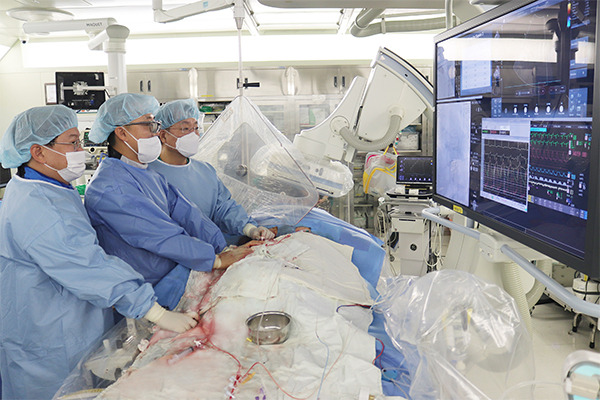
[482,139,529,207]
[528,121,591,214]
[530,129,572,165]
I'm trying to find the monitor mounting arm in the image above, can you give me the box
[23,19,129,96]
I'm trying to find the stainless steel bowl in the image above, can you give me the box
[246,311,292,345]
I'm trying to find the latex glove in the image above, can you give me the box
[214,246,254,270]
[249,226,275,240]
[144,302,198,333]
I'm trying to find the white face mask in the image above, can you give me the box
[123,128,162,164]
[165,130,201,158]
[43,146,86,182]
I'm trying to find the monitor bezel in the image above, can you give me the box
[0,165,11,189]
[55,71,106,110]
[433,0,600,276]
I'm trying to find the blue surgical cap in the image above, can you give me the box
[0,105,77,168]
[88,93,160,143]
[155,99,200,129]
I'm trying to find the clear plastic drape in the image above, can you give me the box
[378,270,535,400]
[194,96,318,225]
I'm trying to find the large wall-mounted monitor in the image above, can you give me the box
[55,72,106,110]
[434,0,599,276]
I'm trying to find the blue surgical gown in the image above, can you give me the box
[0,174,156,400]
[149,159,254,235]
[85,158,226,306]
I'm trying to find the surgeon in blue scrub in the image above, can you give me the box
[150,98,275,242]
[0,105,198,400]
[85,93,253,311]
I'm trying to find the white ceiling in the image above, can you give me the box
[0,0,475,44]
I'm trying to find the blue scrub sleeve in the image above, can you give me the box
[167,183,227,252]
[212,177,253,235]
[22,214,155,319]
[153,264,190,310]
[90,185,221,271]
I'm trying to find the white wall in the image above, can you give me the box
[0,41,108,136]
[0,44,47,134]
[0,32,435,138]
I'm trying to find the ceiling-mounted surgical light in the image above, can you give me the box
[7,7,73,22]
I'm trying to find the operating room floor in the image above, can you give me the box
[511,297,599,399]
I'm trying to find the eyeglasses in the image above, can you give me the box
[124,121,162,134]
[170,126,201,136]
[53,139,84,151]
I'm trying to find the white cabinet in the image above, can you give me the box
[127,70,193,102]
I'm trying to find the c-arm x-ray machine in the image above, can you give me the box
[293,47,434,197]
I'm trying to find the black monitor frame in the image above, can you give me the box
[433,0,600,276]
[55,71,106,110]
[0,165,11,189]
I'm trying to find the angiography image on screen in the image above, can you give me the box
[436,101,471,206]
[434,0,596,270]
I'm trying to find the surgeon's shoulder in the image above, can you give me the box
[10,176,63,201]
[190,159,217,174]
[87,159,133,193]
[9,178,76,223]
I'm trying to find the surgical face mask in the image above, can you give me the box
[123,128,162,164]
[165,130,201,157]
[42,146,86,182]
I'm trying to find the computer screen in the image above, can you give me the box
[0,165,11,189]
[397,156,434,185]
[434,0,599,276]
[55,72,106,110]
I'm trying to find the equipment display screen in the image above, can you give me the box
[55,72,106,110]
[434,0,598,274]
[397,156,434,184]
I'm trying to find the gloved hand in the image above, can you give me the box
[249,226,275,240]
[213,246,254,270]
[144,302,198,333]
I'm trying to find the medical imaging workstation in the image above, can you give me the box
[436,0,595,273]
[3,0,600,399]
